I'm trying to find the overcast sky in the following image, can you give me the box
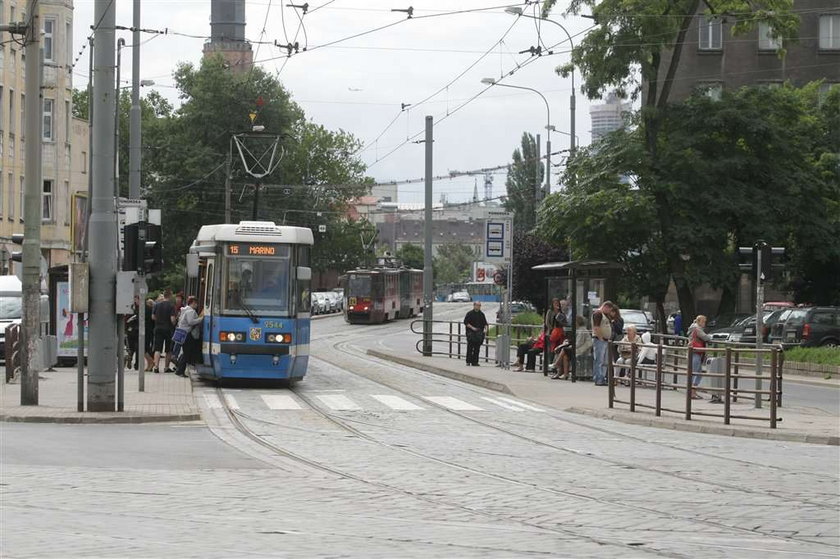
[72,1,599,205]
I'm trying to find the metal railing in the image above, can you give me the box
[410,319,546,364]
[607,339,784,428]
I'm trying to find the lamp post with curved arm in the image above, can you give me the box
[480,78,551,203]
[505,7,576,171]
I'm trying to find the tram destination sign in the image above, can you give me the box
[227,243,289,257]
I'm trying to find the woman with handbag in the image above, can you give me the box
[174,296,204,378]
[687,315,711,399]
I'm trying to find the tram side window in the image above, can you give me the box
[296,246,311,314]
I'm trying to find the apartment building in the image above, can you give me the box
[0,0,88,275]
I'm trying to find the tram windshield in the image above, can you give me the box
[347,274,372,297]
[224,249,291,316]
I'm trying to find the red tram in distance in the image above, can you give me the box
[343,267,424,324]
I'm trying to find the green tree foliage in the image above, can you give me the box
[542,0,800,316]
[510,230,567,312]
[311,219,377,274]
[396,243,425,270]
[503,132,543,233]
[540,84,840,317]
[100,56,370,289]
[433,243,476,284]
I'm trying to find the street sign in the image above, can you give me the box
[493,271,505,285]
[484,215,512,263]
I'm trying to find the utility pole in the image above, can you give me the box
[129,0,146,390]
[422,116,433,356]
[534,133,540,226]
[88,0,118,412]
[20,0,43,405]
[224,137,232,223]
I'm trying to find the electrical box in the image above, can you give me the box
[69,263,89,313]
[116,271,137,315]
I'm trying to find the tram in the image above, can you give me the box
[343,267,423,324]
[185,221,314,381]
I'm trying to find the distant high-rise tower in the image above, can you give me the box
[589,92,631,142]
[203,0,253,72]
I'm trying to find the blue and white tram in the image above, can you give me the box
[185,221,314,381]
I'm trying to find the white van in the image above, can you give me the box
[0,275,23,363]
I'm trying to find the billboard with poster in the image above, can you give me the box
[56,281,88,358]
[472,262,499,284]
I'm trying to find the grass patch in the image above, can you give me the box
[784,347,840,366]
[489,312,543,342]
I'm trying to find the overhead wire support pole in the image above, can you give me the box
[422,116,434,357]
[20,0,43,405]
[88,0,119,412]
[129,0,141,200]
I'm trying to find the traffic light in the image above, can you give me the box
[144,223,163,274]
[10,233,23,263]
[123,222,163,274]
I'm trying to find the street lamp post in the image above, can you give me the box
[504,7,576,169]
[480,78,551,201]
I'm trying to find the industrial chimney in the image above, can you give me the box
[203,0,253,72]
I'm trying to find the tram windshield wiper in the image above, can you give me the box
[237,293,260,323]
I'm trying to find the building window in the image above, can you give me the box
[43,98,54,141]
[0,86,3,132]
[81,150,87,174]
[697,82,723,100]
[19,176,24,222]
[63,181,70,225]
[698,16,722,50]
[819,82,839,105]
[758,22,782,51]
[42,179,53,222]
[0,173,4,217]
[759,80,783,89]
[7,172,13,219]
[64,100,70,143]
[66,20,73,68]
[43,17,55,62]
[8,89,14,134]
[820,15,840,50]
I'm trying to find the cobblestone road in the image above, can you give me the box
[2,310,838,558]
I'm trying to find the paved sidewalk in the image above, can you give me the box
[370,350,840,446]
[1,367,200,423]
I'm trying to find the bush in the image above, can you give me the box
[784,347,840,366]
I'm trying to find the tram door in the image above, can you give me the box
[202,260,215,369]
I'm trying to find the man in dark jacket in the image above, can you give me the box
[464,301,488,366]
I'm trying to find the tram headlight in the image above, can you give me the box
[219,331,246,343]
[265,333,292,344]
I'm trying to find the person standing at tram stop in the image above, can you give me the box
[152,288,177,373]
[175,296,204,378]
[687,315,712,400]
[591,310,611,386]
[464,301,489,366]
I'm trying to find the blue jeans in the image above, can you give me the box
[592,338,608,384]
[691,353,703,386]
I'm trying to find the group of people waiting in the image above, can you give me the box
[125,288,204,378]
[503,298,712,398]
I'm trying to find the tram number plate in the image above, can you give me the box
[229,243,278,256]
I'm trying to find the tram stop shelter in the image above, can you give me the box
[531,260,622,381]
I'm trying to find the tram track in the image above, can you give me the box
[213,385,677,557]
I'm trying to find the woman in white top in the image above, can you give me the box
[175,296,204,377]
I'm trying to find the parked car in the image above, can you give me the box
[311,292,329,314]
[768,308,796,346]
[323,292,340,313]
[496,301,535,322]
[621,309,654,334]
[781,307,840,347]
[759,309,790,344]
[450,291,472,303]
[708,316,751,342]
[729,311,774,343]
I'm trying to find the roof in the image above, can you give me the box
[192,221,314,248]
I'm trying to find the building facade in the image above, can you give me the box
[589,91,631,142]
[654,0,839,102]
[0,0,88,275]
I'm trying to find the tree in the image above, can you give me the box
[503,132,543,233]
[311,219,377,274]
[540,84,839,321]
[544,0,799,317]
[510,231,567,312]
[121,56,370,288]
[433,243,476,285]
[396,244,424,270]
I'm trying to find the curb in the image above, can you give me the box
[565,407,839,446]
[366,350,514,395]
[0,412,202,424]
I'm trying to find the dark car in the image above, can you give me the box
[621,309,654,334]
[729,311,774,344]
[781,307,840,347]
[760,309,790,344]
[768,308,796,346]
[708,315,751,342]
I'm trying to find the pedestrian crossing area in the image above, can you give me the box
[204,391,545,414]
